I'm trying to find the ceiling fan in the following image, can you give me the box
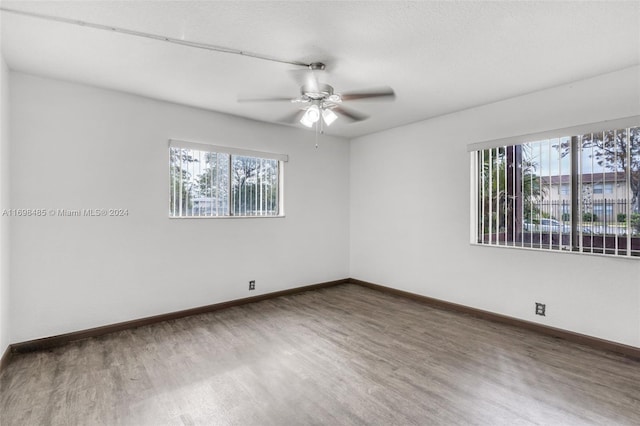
[0,8,394,129]
[239,62,395,128]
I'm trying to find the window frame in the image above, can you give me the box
[469,116,640,259]
[169,139,287,219]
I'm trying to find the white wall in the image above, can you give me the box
[350,66,640,348]
[9,72,350,343]
[8,66,640,349]
[0,55,11,355]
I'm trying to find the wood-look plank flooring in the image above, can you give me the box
[1,284,639,425]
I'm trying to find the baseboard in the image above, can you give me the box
[0,345,11,374]
[10,278,349,355]
[349,278,640,360]
[8,277,640,363]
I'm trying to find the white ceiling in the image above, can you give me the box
[1,1,639,138]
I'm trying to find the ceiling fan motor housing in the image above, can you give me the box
[301,83,336,101]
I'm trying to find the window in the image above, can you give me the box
[592,182,614,194]
[169,140,287,218]
[592,203,614,221]
[470,120,640,257]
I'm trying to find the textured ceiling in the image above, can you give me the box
[1,1,639,138]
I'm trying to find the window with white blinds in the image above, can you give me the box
[470,119,640,257]
[169,140,286,218]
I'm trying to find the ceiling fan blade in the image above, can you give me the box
[238,96,294,103]
[277,109,305,124]
[340,87,396,101]
[334,106,369,122]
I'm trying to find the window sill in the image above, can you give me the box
[470,242,640,261]
[169,215,286,220]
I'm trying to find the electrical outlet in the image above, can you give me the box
[535,302,546,316]
[249,280,255,291]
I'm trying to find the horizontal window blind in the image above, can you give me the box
[169,139,289,162]
[467,115,640,152]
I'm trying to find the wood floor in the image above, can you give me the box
[1,284,639,425]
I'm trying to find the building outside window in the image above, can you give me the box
[471,124,640,257]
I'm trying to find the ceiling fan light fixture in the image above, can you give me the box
[299,112,314,128]
[307,105,321,122]
[322,108,338,126]
[300,105,320,127]
[302,104,321,123]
